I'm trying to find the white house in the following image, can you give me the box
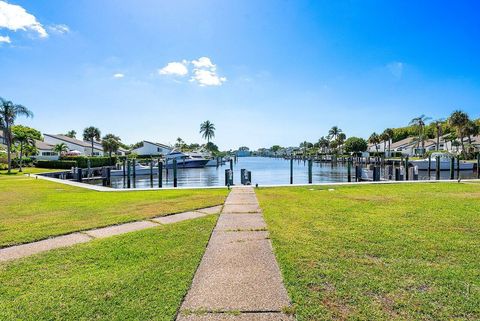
[44,134,105,156]
[35,140,59,160]
[131,141,172,156]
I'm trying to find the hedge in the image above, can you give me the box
[60,156,116,168]
[36,160,77,169]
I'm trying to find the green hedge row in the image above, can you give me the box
[60,156,116,168]
[36,160,77,169]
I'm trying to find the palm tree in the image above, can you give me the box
[336,133,346,154]
[464,120,479,145]
[318,136,330,154]
[13,131,35,172]
[101,134,121,161]
[65,130,76,138]
[409,115,431,150]
[200,120,215,143]
[368,132,381,154]
[382,128,394,156]
[0,98,34,173]
[448,110,470,156]
[328,126,342,141]
[53,143,68,156]
[432,119,445,151]
[83,126,101,156]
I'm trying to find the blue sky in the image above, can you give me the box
[1,0,479,150]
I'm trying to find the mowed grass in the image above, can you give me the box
[0,215,217,321]
[256,183,480,320]
[0,174,227,247]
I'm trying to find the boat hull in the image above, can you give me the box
[166,159,209,168]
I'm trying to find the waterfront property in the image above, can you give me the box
[42,134,128,157]
[131,140,172,156]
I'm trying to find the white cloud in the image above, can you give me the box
[0,1,48,38]
[158,56,226,87]
[113,73,125,78]
[0,34,10,43]
[387,61,404,79]
[48,24,69,34]
[158,60,188,76]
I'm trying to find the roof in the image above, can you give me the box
[390,137,417,149]
[136,140,171,150]
[44,134,102,150]
[35,140,55,150]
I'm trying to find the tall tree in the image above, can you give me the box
[12,126,39,172]
[200,120,216,143]
[382,128,394,156]
[448,110,470,156]
[65,130,77,138]
[368,132,381,154]
[101,134,121,161]
[464,120,479,145]
[328,126,342,141]
[83,126,101,156]
[0,98,34,173]
[409,115,431,150]
[432,119,445,151]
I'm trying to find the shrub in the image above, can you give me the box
[36,160,77,169]
[60,156,116,168]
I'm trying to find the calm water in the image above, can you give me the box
[85,157,478,189]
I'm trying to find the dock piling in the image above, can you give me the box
[290,158,293,184]
[173,159,178,187]
[308,159,313,184]
[158,160,163,188]
[436,156,441,180]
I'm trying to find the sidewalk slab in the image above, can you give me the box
[152,211,207,224]
[181,231,291,312]
[215,214,267,231]
[84,221,158,238]
[0,233,91,262]
[222,204,261,214]
[225,194,259,205]
[177,312,295,321]
[197,205,223,215]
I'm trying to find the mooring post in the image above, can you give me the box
[290,158,293,184]
[477,153,480,179]
[395,167,400,181]
[230,159,233,171]
[308,159,313,184]
[450,157,455,180]
[173,159,178,187]
[436,156,441,180]
[428,155,431,179]
[456,156,460,178]
[150,160,154,187]
[87,159,91,178]
[132,159,136,188]
[77,168,83,182]
[127,159,131,188]
[404,156,409,181]
[158,160,163,188]
[122,159,126,180]
[347,158,352,182]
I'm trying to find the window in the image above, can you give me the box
[42,152,58,156]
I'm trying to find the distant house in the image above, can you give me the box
[35,140,59,160]
[44,134,104,156]
[0,132,6,147]
[131,141,172,156]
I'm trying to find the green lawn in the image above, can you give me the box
[257,183,480,320]
[0,174,227,247]
[0,215,217,321]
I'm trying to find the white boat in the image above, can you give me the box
[110,163,157,176]
[166,151,210,168]
[409,152,474,171]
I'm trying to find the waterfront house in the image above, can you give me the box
[44,134,104,156]
[35,140,59,160]
[0,132,6,147]
[131,140,172,156]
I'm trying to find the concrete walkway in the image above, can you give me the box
[0,205,223,263]
[177,187,295,320]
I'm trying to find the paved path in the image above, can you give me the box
[0,205,223,262]
[177,187,295,321]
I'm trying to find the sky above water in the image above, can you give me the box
[1,0,480,150]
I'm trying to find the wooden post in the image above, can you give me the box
[158,160,163,188]
[122,159,126,180]
[132,159,136,188]
[404,157,409,181]
[456,156,460,178]
[150,160,154,187]
[347,158,352,182]
[173,159,177,187]
[230,159,233,171]
[308,159,313,184]
[436,156,440,180]
[428,155,431,179]
[477,153,480,179]
[290,158,293,184]
[450,157,455,180]
[127,160,131,188]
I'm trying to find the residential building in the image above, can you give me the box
[35,140,59,160]
[131,140,172,156]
